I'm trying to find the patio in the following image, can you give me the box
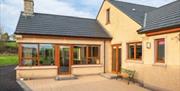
[20,75,150,91]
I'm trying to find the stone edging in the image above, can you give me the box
[16,80,32,91]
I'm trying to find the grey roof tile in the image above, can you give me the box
[141,0,180,32]
[15,13,111,39]
[109,0,156,26]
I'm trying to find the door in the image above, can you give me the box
[112,45,121,73]
[59,45,71,74]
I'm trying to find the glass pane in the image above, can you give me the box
[60,46,70,73]
[136,44,142,59]
[22,59,33,66]
[128,44,134,59]
[88,46,100,64]
[22,44,38,66]
[22,44,37,58]
[39,44,54,65]
[73,46,86,64]
[112,47,116,71]
[118,48,121,72]
[157,39,165,62]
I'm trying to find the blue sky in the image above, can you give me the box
[0,0,176,35]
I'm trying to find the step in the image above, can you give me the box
[100,73,118,79]
[55,74,77,80]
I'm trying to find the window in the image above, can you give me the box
[155,39,165,63]
[22,44,38,66]
[73,46,87,64]
[127,42,142,60]
[106,8,110,24]
[73,45,100,65]
[20,44,100,66]
[39,44,54,65]
[128,44,135,59]
[88,46,100,64]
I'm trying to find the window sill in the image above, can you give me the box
[15,66,58,70]
[152,63,167,67]
[126,59,143,64]
[72,64,103,68]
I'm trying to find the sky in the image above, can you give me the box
[0,0,176,35]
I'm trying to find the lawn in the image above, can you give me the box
[0,41,17,48]
[5,41,17,48]
[0,55,18,66]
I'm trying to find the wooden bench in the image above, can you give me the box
[116,68,136,84]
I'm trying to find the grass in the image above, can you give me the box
[5,42,17,48]
[0,55,18,66]
[0,41,17,48]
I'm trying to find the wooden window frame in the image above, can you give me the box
[19,43,56,66]
[18,43,101,66]
[154,38,165,63]
[39,44,55,66]
[73,45,101,65]
[20,44,39,66]
[127,42,142,60]
[106,8,110,24]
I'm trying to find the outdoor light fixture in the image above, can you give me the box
[146,42,151,49]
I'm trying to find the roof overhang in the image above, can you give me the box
[138,25,180,36]
[14,33,112,40]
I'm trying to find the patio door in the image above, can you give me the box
[59,45,71,74]
[112,44,121,73]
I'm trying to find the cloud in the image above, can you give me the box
[0,0,23,35]
[34,0,94,18]
[0,0,100,35]
[0,0,177,35]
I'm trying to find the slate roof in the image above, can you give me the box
[15,0,180,37]
[109,0,156,26]
[141,0,180,32]
[15,13,111,39]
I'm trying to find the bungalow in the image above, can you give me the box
[15,0,180,91]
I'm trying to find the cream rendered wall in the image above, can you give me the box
[97,1,180,91]
[16,66,57,79]
[16,36,111,75]
[97,0,143,73]
[141,32,180,90]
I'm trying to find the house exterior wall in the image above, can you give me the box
[16,35,112,77]
[97,0,143,73]
[97,1,180,91]
[15,66,57,79]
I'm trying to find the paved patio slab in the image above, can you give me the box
[22,75,150,91]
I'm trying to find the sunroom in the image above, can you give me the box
[15,12,111,79]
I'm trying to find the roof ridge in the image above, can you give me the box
[112,0,157,8]
[21,11,96,21]
[156,0,178,8]
[146,0,179,14]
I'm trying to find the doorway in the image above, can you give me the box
[112,44,121,73]
[59,45,71,74]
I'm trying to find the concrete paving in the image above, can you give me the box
[22,75,150,91]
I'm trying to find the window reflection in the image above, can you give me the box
[22,44,38,66]
[73,46,87,64]
[40,44,54,65]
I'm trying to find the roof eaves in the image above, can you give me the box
[14,32,112,40]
